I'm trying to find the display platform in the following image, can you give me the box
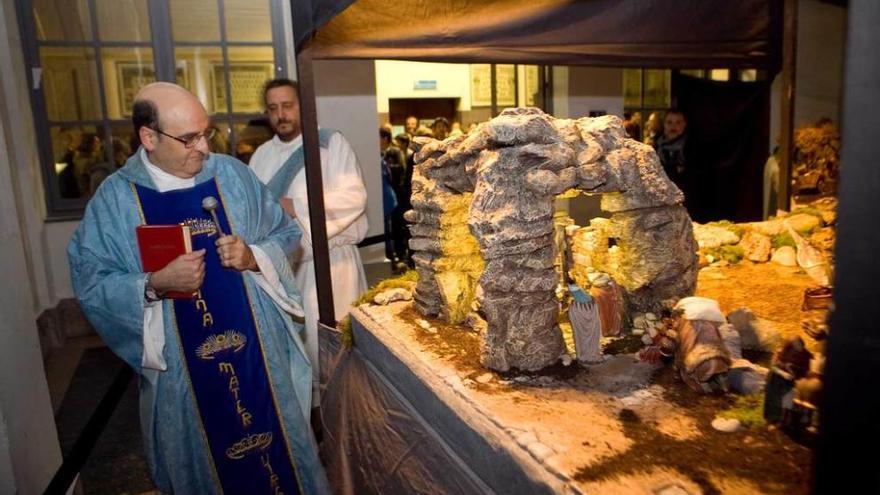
[319,297,812,495]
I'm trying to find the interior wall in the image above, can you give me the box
[566,66,624,119]
[0,2,63,488]
[374,60,472,114]
[313,59,383,245]
[770,0,847,149]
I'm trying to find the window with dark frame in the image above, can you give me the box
[17,0,287,220]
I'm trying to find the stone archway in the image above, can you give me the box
[407,108,697,372]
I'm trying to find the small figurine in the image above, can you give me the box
[588,272,625,337]
[764,336,813,426]
[568,283,602,364]
[671,297,733,394]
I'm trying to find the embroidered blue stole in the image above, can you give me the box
[132,178,302,495]
[266,128,336,200]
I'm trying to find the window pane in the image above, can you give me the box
[33,0,91,41]
[679,69,705,79]
[170,0,220,42]
[41,47,102,122]
[50,125,103,199]
[225,0,271,42]
[233,117,272,164]
[496,64,516,107]
[224,46,275,113]
[95,0,151,42]
[522,65,540,107]
[101,47,155,120]
[174,47,225,114]
[643,69,671,108]
[623,69,643,108]
[709,69,730,81]
[740,69,758,82]
[110,121,138,166]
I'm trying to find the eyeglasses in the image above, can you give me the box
[152,127,217,149]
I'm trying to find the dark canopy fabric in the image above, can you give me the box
[294,0,782,71]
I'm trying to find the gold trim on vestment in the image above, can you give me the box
[215,179,306,494]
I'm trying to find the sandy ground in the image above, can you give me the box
[358,260,818,495]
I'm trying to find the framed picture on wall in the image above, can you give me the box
[211,62,274,114]
[470,64,492,107]
[116,62,188,117]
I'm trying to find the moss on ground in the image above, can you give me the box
[718,393,766,429]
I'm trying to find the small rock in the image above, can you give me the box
[561,354,573,366]
[739,231,772,262]
[632,328,645,336]
[727,307,780,352]
[645,313,658,321]
[810,227,835,252]
[513,376,530,383]
[537,376,554,386]
[771,246,797,266]
[747,219,785,236]
[641,333,654,346]
[787,213,821,233]
[475,372,494,384]
[373,287,413,305]
[693,223,740,248]
[711,417,741,433]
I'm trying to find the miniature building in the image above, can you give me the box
[406,108,698,371]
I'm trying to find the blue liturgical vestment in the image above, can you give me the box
[68,151,330,494]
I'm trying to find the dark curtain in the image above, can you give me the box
[302,0,782,71]
[673,73,771,223]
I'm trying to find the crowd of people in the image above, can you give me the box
[378,115,475,271]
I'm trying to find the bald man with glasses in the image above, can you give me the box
[68,82,329,494]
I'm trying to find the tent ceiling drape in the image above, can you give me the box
[293,0,783,71]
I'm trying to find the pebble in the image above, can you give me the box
[711,417,741,433]
[561,354,573,366]
[475,372,494,384]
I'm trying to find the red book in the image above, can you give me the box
[136,224,194,299]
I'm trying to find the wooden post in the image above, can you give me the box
[777,0,798,212]
[294,45,336,328]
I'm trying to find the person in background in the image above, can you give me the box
[249,78,368,405]
[380,128,408,269]
[405,115,419,137]
[431,117,450,141]
[393,132,415,267]
[654,109,694,205]
[643,111,663,148]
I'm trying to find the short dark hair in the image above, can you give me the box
[263,78,299,106]
[665,108,686,120]
[132,98,159,136]
[379,128,392,141]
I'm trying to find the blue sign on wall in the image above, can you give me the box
[414,80,438,90]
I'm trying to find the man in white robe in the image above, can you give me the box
[68,83,328,493]
[249,78,368,398]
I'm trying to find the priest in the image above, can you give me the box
[68,82,329,494]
